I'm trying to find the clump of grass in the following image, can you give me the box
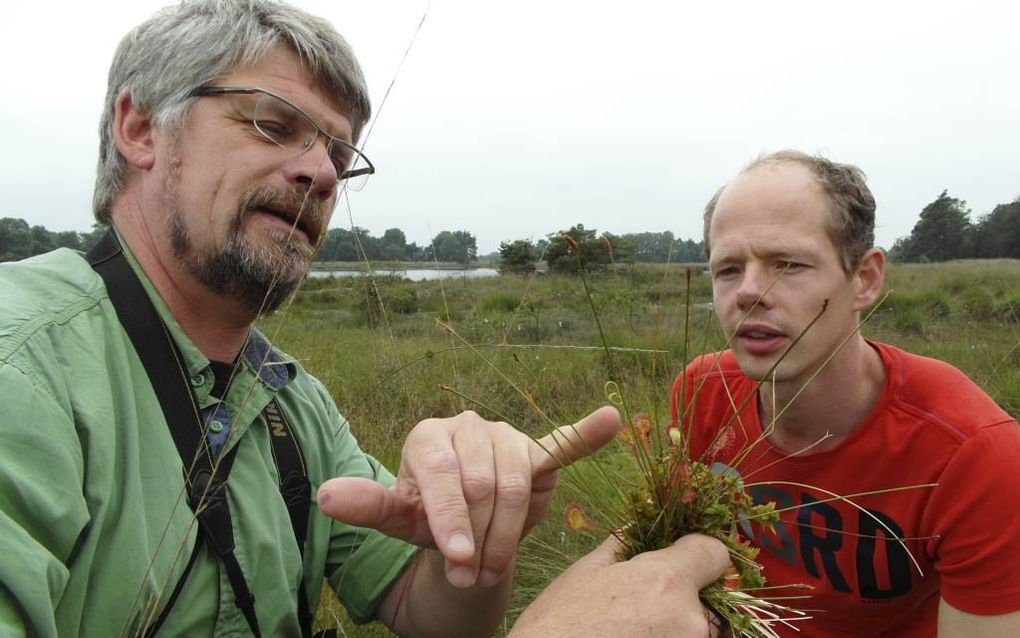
[960,285,996,321]
[477,290,525,314]
[996,292,1020,324]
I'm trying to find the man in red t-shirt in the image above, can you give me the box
[670,150,1020,637]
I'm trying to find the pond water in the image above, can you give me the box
[308,267,500,282]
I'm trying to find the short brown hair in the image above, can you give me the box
[703,150,876,273]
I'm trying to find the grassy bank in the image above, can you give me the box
[258,259,1019,636]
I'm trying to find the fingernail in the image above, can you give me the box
[478,569,501,587]
[317,491,331,506]
[448,565,476,588]
[448,533,473,555]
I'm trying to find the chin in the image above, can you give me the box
[733,352,794,384]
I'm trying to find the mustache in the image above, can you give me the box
[235,185,331,243]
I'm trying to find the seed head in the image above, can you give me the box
[562,234,581,255]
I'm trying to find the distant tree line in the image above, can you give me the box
[498,226,705,274]
[0,218,105,262]
[889,191,1020,262]
[315,227,478,264]
[7,189,1018,267]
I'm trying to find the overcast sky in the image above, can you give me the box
[2,0,1017,253]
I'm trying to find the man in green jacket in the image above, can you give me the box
[0,1,726,636]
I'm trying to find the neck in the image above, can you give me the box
[110,206,254,363]
[758,336,885,454]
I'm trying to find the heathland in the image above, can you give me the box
[257,259,1020,636]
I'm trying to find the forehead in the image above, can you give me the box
[709,162,837,257]
[221,47,354,141]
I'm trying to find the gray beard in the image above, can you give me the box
[166,185,321,316]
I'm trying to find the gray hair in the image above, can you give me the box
[702,149,876,274]
[93,0,371,223]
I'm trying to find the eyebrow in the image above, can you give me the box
[710,242,822,264]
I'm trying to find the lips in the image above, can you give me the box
[253,205,322,245]
[735,323,787,356]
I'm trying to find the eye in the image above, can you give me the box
[713,265,740,279]
[777,260,806,271]
[254,118,298,144]
[327,143,354,175]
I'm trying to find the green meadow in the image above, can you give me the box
[258,259,1020,636]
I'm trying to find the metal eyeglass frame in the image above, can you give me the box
[188,85,375,184]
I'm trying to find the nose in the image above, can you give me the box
[735,264,772,312]
[282,134,338,203]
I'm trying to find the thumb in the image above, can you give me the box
[575,534,628,569]
[317,477,417,540]
[531,406,622,473]
[640,534,730,589]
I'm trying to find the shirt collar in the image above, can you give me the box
[113,227,296,390]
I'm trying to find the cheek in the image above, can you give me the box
[711,280,734,303]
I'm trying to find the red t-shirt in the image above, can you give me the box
[669,342,1020,637]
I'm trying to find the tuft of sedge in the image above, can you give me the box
[562,234,581,255]
[564,502,598,532]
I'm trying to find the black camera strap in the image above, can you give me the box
[86,231,314,637]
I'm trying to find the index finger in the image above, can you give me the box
[530,406,622,473]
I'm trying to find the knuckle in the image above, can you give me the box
[496,475,531,505]
[428,492,470,520]
[460,471,496,504]
[416,447,459,474]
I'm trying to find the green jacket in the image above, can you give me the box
[0,245,417,637]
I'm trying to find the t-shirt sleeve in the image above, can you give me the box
[0,362,89,638]
[923,421,1020,614]
[322,412,418,624]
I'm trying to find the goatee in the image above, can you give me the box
[167,185,329,315]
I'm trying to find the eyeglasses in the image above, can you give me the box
[189,86,374,191]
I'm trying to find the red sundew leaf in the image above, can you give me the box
[705,426,734,462]
[667,459,693,494]
[564,503,598,532]
[632,412,653,451]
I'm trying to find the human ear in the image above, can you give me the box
[111,90,156,171]
[852,248,886,311]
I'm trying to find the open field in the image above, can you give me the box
[258,259,1020,636]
